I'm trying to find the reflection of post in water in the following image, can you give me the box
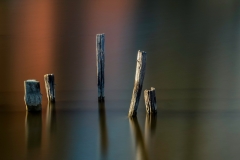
[145,114,157,137]
[144,114,157,147]
[129,117,148,160]
[25,112,42,149]
[98,102,108,157]
[46,102,57,134]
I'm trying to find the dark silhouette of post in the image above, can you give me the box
[128,50,147,117]
[96,33,105,101]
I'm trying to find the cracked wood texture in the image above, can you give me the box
[24,80,42,112]
[96,33,105,101]
[144,87,157,114]
[128,50,147,117]
[44,74,55,102]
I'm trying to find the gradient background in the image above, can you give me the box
[1,0,240,159]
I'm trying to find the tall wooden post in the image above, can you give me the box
[96,33,105,101]
[24,80,42,112]
[128,50,147,117]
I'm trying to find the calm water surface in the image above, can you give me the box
[1,0,240,159]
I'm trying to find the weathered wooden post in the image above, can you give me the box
[96,33,105,101]
[144,87,157,114]
[128,50,147,117]
[44,74,55,102]
[24,80,42,112]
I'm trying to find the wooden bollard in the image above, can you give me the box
[24,80,42,112]
[128,50,147,117]
[96,33,105,101]
[144,87,157,114]
[44,74,55,102]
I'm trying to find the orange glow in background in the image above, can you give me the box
[9,0,56,93]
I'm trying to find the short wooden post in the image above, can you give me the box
[24,80,42,112]
[128,50,147,117]
[44,74,55,102]
[144,87,157,114]
[96,33,105,101]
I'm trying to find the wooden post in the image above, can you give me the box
[24,80,42,112]
[144,87,157,114]
[128,50,147,117]
[44,74,55,102]
[96,33,105,101]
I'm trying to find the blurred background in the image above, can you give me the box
[1,0,240,159]
[1,0,240,111]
